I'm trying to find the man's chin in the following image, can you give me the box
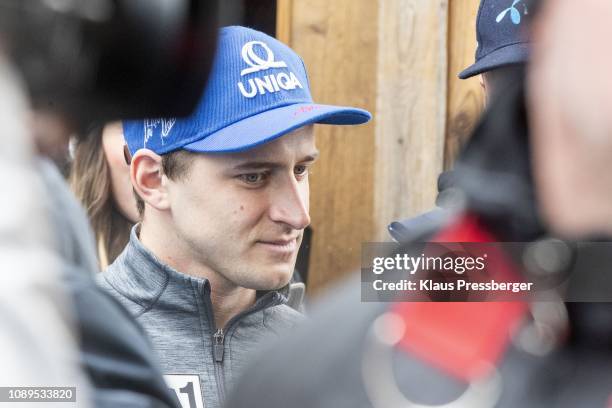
[246,266,294,291]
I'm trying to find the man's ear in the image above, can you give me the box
[131,149,170,211]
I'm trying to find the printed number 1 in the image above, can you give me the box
[179,382,197,408]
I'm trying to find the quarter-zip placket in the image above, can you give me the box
[201,282,283,405]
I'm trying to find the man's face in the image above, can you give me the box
[165,126,317,290]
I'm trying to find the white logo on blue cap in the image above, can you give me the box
[143,118,176,147]
[240,41,288,76]
[496,0,528,25]
[237,41,303,99]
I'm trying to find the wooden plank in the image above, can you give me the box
[279,0,451,294]
[374,0,449,239]
[286,0,379,293]
[275,0,293,42]
[444,0,484,169]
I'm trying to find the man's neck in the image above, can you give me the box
[138,219,256,329]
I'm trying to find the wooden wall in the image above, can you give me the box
[277,0,484,295]
[445,0,485,169]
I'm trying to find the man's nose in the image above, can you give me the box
[268,177,310,230]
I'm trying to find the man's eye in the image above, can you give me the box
[294,165,309,178]
[239,172,267,184]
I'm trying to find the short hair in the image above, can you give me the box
[135,149,196,217]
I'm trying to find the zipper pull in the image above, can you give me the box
[213,329,225,362]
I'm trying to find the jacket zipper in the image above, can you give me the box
[212,327,226,403]
[213,328,225,362]
[209,291,282,404]
[210,291,280,363]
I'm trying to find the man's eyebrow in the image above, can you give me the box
[231,161,283,171]
[301,151,320,162]
[231,151,320,171]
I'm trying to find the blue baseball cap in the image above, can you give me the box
[458,0,530,79]
[123,26,372,155]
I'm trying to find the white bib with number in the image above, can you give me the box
[164,374,205,408]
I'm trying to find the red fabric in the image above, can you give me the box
[390,213,528,382]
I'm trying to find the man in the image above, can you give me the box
[389,0,529,243]
[98,26,371,408]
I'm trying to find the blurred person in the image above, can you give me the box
[97,26,371,408]
[528,0,612,238]
[0,48,90,408]
[71,122,138,269]
[0,0,220,407]
[227,0,612,406]
[389,0,529,244]
[226,67,542,408]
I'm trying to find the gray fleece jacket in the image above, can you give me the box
[97,227,303,408]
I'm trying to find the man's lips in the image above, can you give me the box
[256,237,299,254]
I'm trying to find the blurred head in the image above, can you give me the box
[124,26,370,289]
[460,0,531,103]
[0,0,219,128]
[528,0,612,238]
[2,0,221,271]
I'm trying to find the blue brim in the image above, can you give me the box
[458,42,529,79]
[182,103,371,153]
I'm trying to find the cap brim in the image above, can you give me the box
[182,103,371,153]
[458,43,529,79]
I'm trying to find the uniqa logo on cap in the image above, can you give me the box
[237,41,303,98]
